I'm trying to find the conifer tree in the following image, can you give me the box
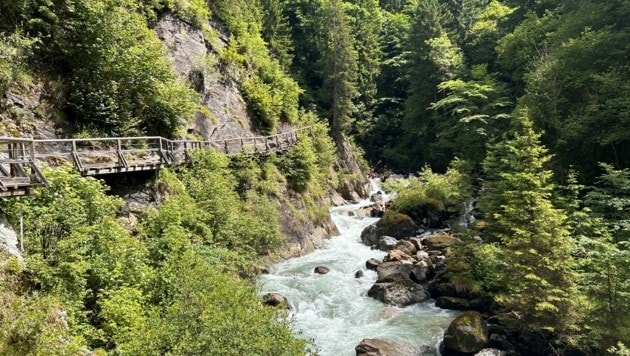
[479,113,576,334]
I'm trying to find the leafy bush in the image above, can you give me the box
[390,160,471,218]
[279,139,318,192]
[0,32,35,93]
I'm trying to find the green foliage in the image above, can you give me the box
[133,249,309,355]
[585,163,630,243]
[390,160,471,217]
[279,138,318,192]
[212,0,301,132]
[62,0,197,137]
[478,114,576,334]
[318,0,359,137]
[0,158,308,354]
[0,32,35,93]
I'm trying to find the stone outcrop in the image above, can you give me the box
[443,311,489,354]
[156,14,254,141]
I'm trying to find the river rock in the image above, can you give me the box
[378,236,398,251]
[370,204,385,218]
[378,307,399,320]
[355,338,421,356]
[355,270,364,278]
[314,266,330,274]
[370,191,385,203]
[416,250,429,260]
[262,292,290,309]
[443,311,489,354]
[366,258,381,271]
[367,280,429,307]
[384,249,414,263]
[394,240,417,256]
[408,237,423,251]
[360,212,417,246]
[436,296,470,310]
[423,232,458,251]
[376,262,413,282]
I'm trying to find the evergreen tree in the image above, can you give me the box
[346,0,382,121]
[479,113,576,334]
[318,0,359,140]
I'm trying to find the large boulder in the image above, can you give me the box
[360,212,417,246]
[443,311,489,354]
[376,212,417,238]
[367,280,429,307]
[423,232,458,251]
[355,338,423,356]
[377,262,412,282]
[262,293,290,310]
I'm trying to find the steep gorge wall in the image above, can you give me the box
[0,12,368,258]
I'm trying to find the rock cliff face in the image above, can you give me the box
[155,14,256,140]
[0,12,367,258]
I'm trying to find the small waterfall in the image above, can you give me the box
[259,180,457,355]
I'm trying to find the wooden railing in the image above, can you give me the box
[0,138,50,197]
[0,127,312,197]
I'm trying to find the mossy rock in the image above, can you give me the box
[377,210,414,227]
[424,232,458,251]
[443,311,489,353]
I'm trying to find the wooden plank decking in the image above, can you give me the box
[0,127,311,198]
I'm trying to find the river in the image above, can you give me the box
[259,182,457,355]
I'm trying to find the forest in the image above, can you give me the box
[1,0,629,354]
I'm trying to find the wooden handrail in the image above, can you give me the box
[0,126,312,196]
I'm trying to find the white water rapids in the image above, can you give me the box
[259,182,457,355]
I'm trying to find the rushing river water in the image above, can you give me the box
[259,183,458,355]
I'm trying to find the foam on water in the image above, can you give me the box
[259,181,457,355]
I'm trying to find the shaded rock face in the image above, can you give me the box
[261,292,290,309]
[436,296,470,310]
[443,311,489,354]
[355,338,424,356]
[0,81,61,140]
[367,280,429,307]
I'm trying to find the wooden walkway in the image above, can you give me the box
[0,127,311,198]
